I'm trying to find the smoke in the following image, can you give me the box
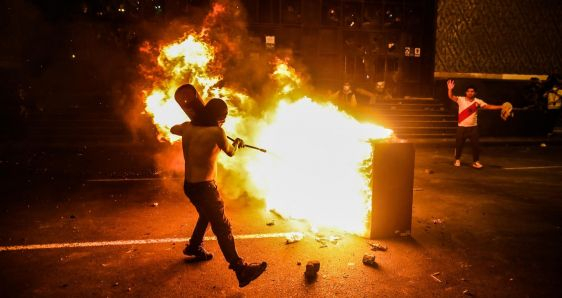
[129,0,336,203]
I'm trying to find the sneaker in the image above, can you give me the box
[454,160,461,167]
[472,161,483,169]
[183,245,213,262]
[232,262,267,288]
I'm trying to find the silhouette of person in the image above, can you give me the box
[171,94,267,288]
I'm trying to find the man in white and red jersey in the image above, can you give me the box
[447,80,503,168]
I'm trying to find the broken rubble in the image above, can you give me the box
[362,254,377,267]
[431,272,442,283]
[369,242,388,251]
[285,232,304,244]
[305,260,320,280]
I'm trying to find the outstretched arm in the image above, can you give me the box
[355,88,377,103]
[355,88,374,98]
[328,90,340,100]
[482,103,503,110]
[447,80,458,102]
[216,128,244,157]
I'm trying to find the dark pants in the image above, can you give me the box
[184,180,242,266]
[455,126,480,162]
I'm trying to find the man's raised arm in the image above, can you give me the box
[447,80,458,102]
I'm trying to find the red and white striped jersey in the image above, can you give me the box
[457,96,488,127]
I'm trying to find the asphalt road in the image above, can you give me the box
[1,143,562,297]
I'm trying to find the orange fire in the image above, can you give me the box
[140,32,393,235]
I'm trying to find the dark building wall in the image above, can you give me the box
[436,0,562,74]
[244,0,437,97]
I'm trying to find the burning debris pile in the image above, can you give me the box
[131,1,393,236]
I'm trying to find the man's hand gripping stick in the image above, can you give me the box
[227,136,267,153]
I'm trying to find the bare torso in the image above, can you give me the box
[171,122,235,183]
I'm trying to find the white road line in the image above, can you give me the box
[87,178,182,182]
[0,232,296,252]
[503,166,562,170]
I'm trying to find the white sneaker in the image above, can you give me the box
[472,161,483,169]
[454,160,461,167]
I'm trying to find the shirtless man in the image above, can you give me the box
[171,97,267,288]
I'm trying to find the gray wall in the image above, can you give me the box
[435,0,562,74]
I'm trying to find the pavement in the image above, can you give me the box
[1,143,562,297]
[410,135,562,146]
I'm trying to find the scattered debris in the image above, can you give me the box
[395,230,411,237]
[462,289,473,296]
[269,209,285,219]
[432,218,443,224]
[424,169,434,174]
[362,254,377,267]
[369,242,388,251]
[305,260,320,280]
[151,202,159,207]
[315,235,341,247]
[328,235,341,243]
[431,272,442,283]
[285,232,304,244]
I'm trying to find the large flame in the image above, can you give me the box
[245,98,392,234]
[139,18,393,235]
[142,33,221,142]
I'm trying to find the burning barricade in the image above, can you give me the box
[135,2,394,237]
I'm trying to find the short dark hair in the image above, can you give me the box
[465,85,477,92]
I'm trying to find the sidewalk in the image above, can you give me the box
[405,134,562,146]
